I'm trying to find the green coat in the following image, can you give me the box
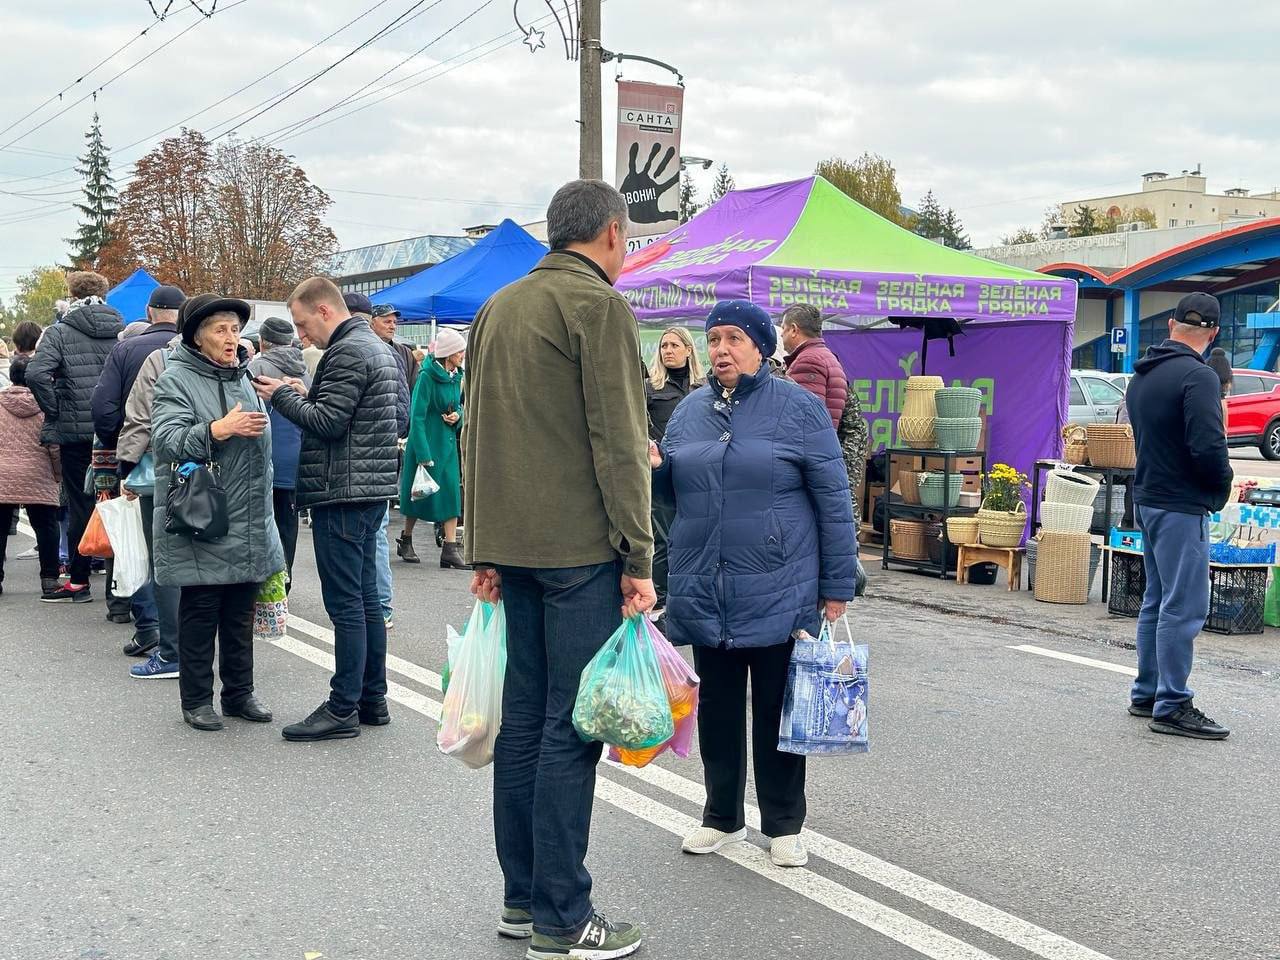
[399,359,463,521]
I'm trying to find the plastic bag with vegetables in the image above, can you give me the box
[253,571,289,639]
[573,616,674,751]
[609,617,699,768]
[437,599,506,768]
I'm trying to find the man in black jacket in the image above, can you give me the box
[256,277,400,741]
[1126,292,1234,740]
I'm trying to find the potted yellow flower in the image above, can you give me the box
[977,462,1030,547]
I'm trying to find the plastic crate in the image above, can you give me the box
[1107,551,1146,618]
[1205,565,1267,635]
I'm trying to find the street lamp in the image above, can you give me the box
[680,156,714,171]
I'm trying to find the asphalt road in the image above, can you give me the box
[2,515,1278,960]
[1232,448,1280,478]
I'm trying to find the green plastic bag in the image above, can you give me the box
[572,616,674,750]
[253,571,288,639]
[1265,566,1280,628]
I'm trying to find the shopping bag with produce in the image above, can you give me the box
[609,618,700,768]
[437,599,506,769]
[441,601,491,694]
[778,615,869,757]
[96,495,149,597]
[411,464,441,501]
[253,571,289,639]
[78,493,115,558]
[573,616,674,751]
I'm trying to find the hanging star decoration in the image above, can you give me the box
[521,25,546,52]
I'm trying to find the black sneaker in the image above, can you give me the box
[41,583,92,604]
[498,906,533,940]
[526,913,642,960]
[358,698,391,726]
[107,611,133,624]
[123,631,161,657]
[282,702,360,742]
[1127,700,1154,718]
[1149,701,1229,740]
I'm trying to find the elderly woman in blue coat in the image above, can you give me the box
[650,300,857,869]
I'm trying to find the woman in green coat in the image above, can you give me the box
[396,327,466,569]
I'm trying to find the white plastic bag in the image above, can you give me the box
[411,463,441,501]
[97,496,149,597]
[437,599,506,769]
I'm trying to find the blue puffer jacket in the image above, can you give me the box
[655,366,857,649]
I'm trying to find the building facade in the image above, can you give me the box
[329,234,474,297]
[1061,170,1280,231]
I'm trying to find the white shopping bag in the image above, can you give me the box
[411,463,441,501]
[97,496,149,597]
[437,599,507,768]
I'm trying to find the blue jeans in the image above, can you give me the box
[493,560,622,938]
[1133,504,1209,718]
[130,581,159,634]
[140,495,181,663]
[376,504,393,619]
[311,502,389,715]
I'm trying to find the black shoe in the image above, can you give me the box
[396,534,421,564]
[183,705,224,731]
[282,702,360,741]
[123,631,160,657]
[223,694,273,723]
[358,698,391,726]
[1149,701,1230,740]
[107,611,133,624]
[41,583,91,603]
[1127,700,1154,718]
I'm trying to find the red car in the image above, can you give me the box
[1226,369,1280,459]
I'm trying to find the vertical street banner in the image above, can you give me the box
[616,80,684,250]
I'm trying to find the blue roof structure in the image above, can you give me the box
[105,268,159,323]
[370,219,547,323]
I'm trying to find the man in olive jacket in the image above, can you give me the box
[255,277,400,742]
[464,181,653,959]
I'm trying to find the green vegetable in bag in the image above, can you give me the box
[572,617,674,751]
[256,571,287,603]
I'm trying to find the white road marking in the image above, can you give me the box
[1008,645,1138,678]
[284,613,1116,960]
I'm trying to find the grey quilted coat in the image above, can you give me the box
[270,316,400,509]
[150,343,284,587]
[27,300,124,444]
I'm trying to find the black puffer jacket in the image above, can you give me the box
[28,299,125,445]
[270,316,400,509]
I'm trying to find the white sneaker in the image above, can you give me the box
[769,834,808,867]
[681,826,746,855]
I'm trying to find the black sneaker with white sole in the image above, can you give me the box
[526,913,641,960]
[41,583,92,603]
[1149,701,1229,740]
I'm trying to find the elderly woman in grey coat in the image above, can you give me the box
[152,294,285,732]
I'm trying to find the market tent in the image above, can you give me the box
[105,268,160,323]
[619,176,1079,479]
[370,219,547,323]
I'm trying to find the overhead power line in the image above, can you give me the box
[328,187,543,209]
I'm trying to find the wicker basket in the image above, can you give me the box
[902,376,944,419]
[934,387,983,419]
[897,468,923,505]
[1086,423,1136,469]
[1064,443,1089,465]
[1034,531,1092,604]
[1045,468,1100,507]
[977,501,1027,547]
[934,417,983,452]
[919,472,963,509]
[898,416,936,449]
[1040,500,1094,534]
[946,516,980,545]
[890,519,930,560]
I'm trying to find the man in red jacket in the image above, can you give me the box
[781,304,848,430]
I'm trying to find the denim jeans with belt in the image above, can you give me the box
[311,501,389,715]
[492,560,622,938]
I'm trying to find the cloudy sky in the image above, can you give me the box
[2,0,1278,301]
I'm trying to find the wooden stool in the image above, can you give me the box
[956,544,1025,591]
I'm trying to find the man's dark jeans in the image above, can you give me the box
[311,502,388,716]
[492,560,622,938]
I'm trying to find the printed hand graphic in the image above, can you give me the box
[620,142,680,224]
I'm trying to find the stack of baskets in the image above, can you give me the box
[890,519,930,560]
[1062,424,1088,465]
[933,386,983,452]
[899,376,944,448]
[919,471,963,509]
[1040,467,1099,535]
[1032,467,1099,603]
[1085,423,1136,469]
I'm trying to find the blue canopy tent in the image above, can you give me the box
[370,219,547,324]
[105,268,159,323]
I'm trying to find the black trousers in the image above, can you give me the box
[693,640,806,838]
[651,491,677,608]
[178,582,258,712]
[272,489,299,591]
[0,503,61,583]
[60,442,93,585]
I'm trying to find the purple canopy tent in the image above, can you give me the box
[617,176,1079,477]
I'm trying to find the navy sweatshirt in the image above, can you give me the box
[1127,340,1233,515]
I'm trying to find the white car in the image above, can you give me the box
[1068,371,1125,425]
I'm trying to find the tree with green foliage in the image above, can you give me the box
[1068,204,1105,237]
[8,266,67,329]
[941,208,970,250]
[816,153,906,226]
[708,163,736,204]
[1000,227,1041,245]
[66,113,118,268]
[678,171,700,223]
[913,190,946,241]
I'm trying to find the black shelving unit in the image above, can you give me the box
[1029,460,1135,602]
[880,447,987,579]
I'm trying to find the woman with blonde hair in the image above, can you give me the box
[645,326,705,615]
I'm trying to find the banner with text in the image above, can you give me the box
[616,80,684,247]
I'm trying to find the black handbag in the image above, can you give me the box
[165,429,229,540]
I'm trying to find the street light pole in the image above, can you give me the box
[578,0,602,180]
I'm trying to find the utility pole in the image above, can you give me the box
[578,0,603,180]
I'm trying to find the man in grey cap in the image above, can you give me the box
[371,304,420,396]
[1126,291,1234,740]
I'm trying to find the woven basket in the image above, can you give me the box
[1062,423,1088,445]
[898,416,936,449]
[1040,500,1094,534]
[1045,468,1101,507]
[898,468,923,505]
[934,387,983,419]
[946,516,980,545]
[901,376,944,419]
[977,501,1027,547]
[934,417,983,452]
[890,519,930,560]
[1064,443,1089,465]
[919,472,963,509]
[1086,423,1136,469]
[1034,531,1092,604]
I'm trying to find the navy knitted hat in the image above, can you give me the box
[705,300,777,359]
